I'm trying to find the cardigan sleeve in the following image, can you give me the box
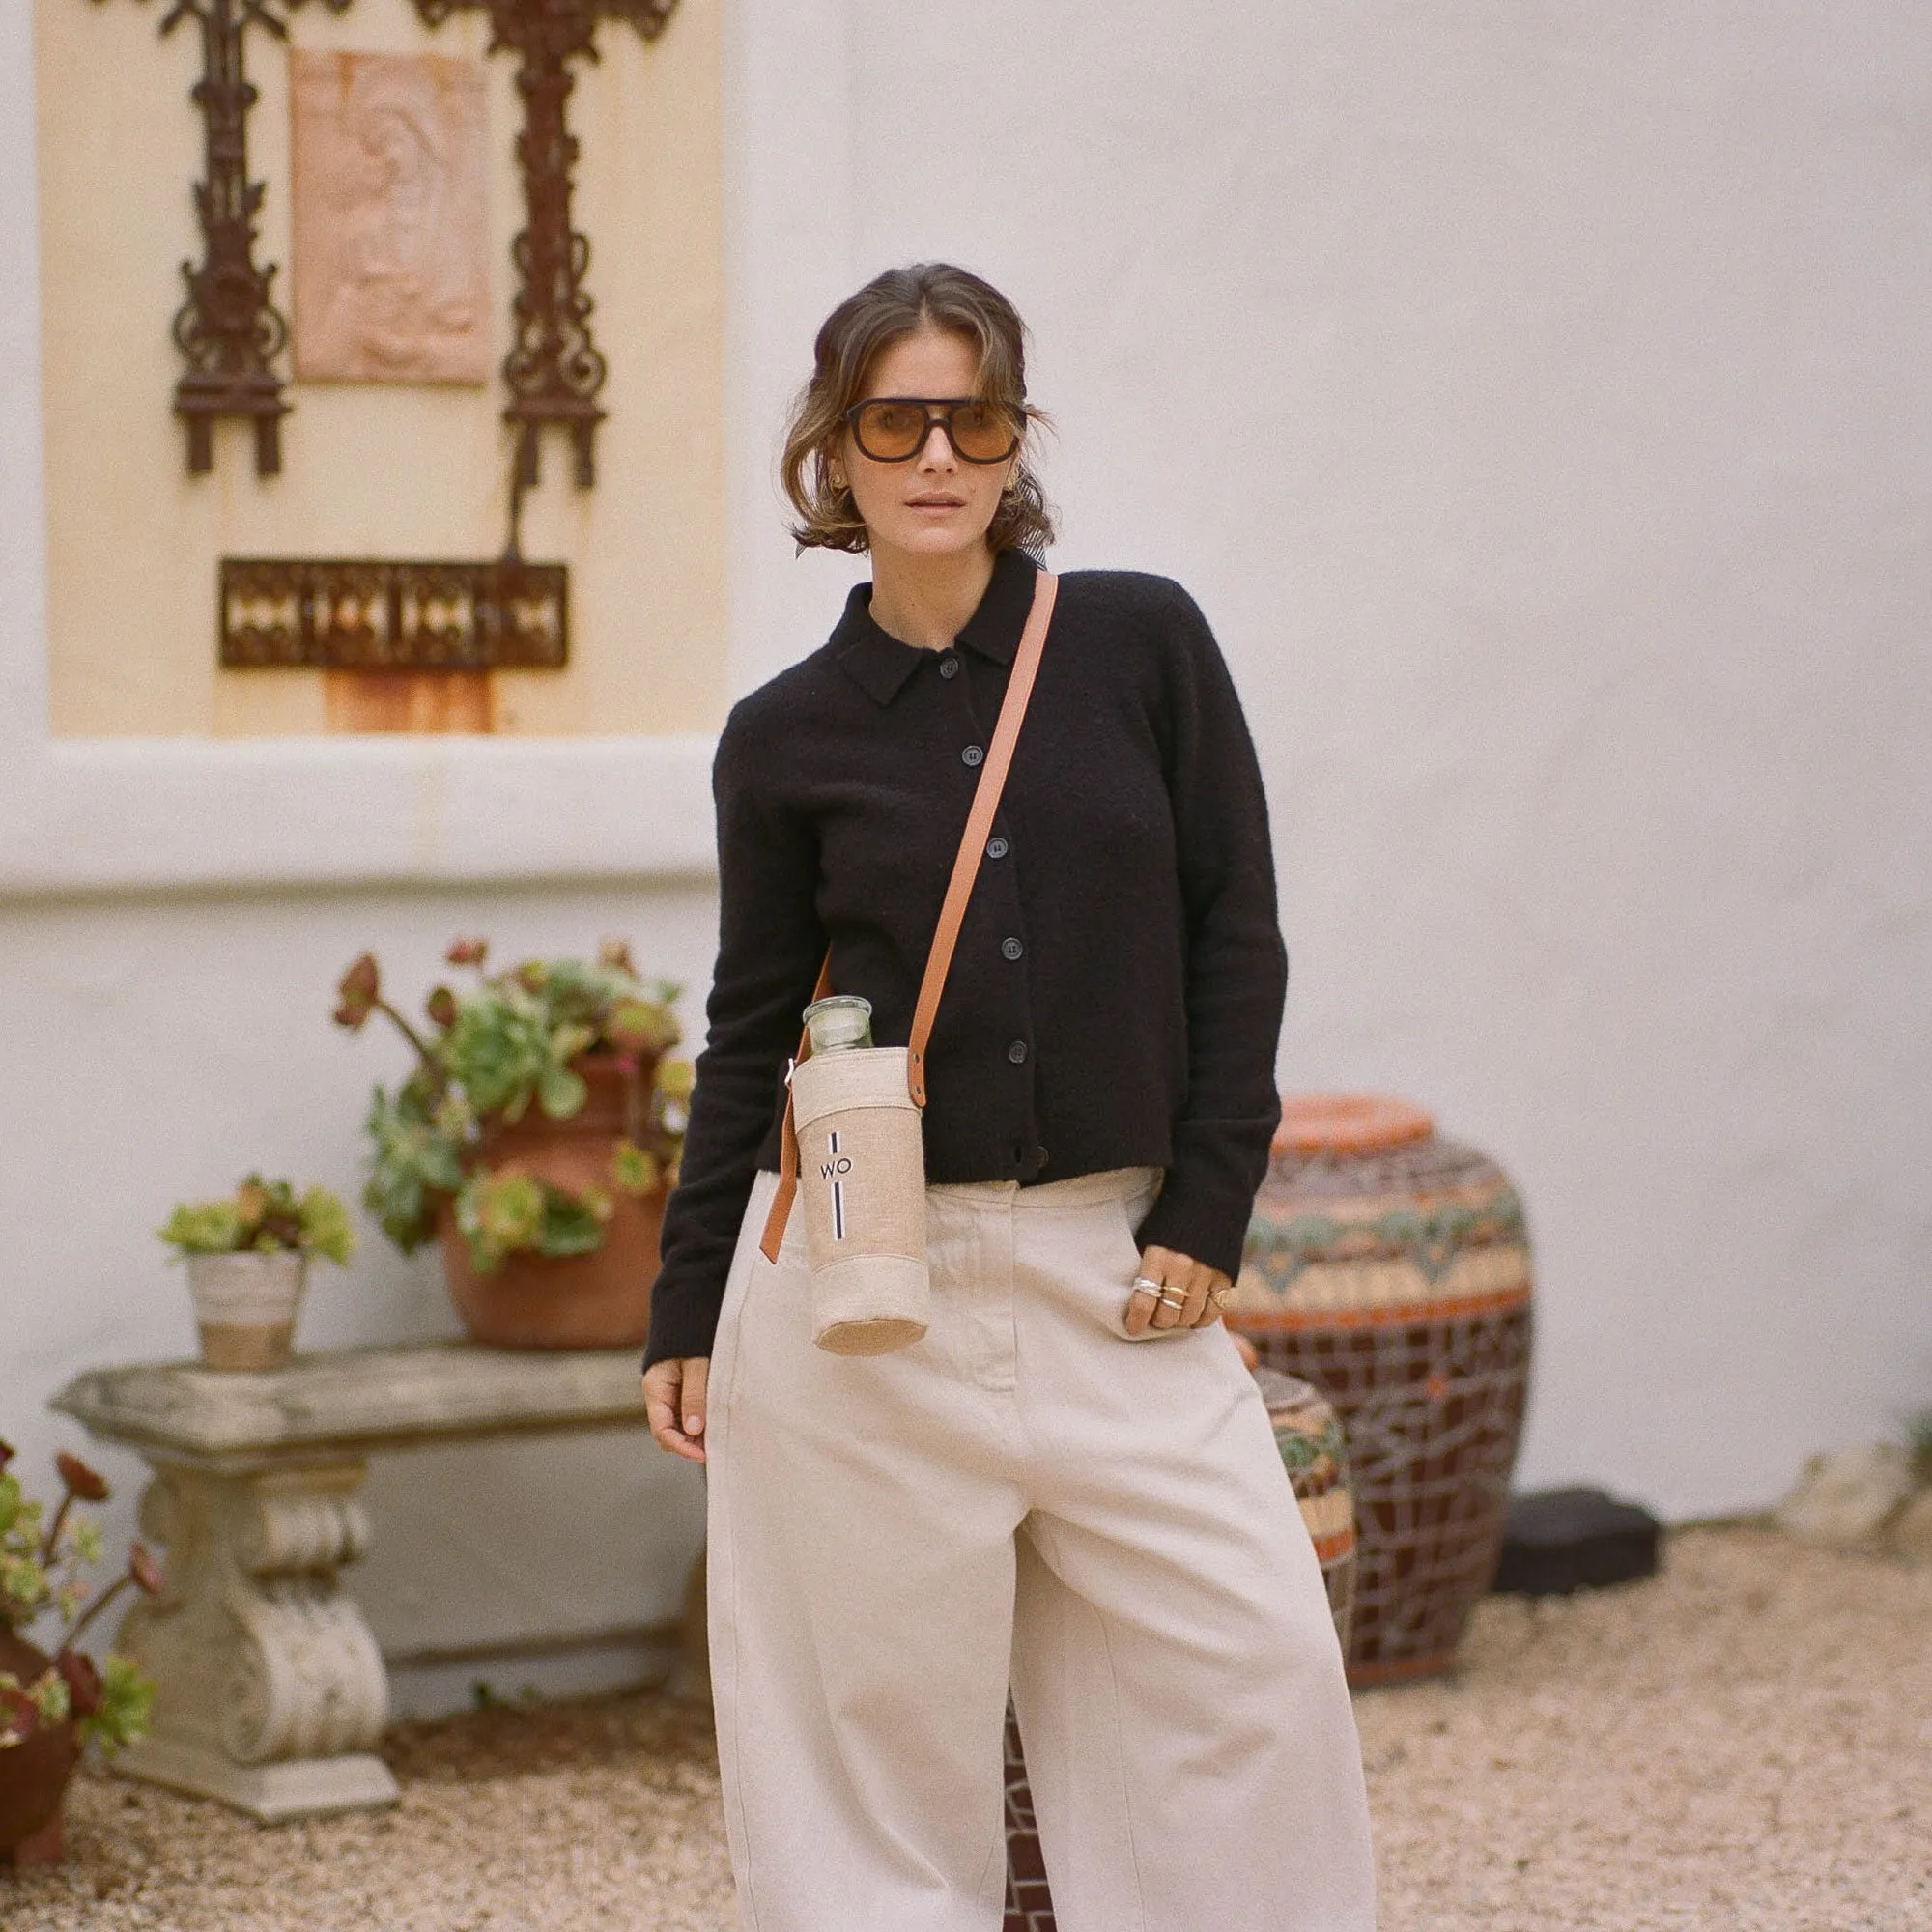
[1130,582,1289,1282]
[642,698,826,1368]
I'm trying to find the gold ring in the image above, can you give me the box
[1209,1286,1232,1308]
[1155,1288,1188,1309]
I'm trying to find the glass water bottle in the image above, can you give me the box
[803,994,873,1055]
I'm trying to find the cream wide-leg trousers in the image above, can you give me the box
[705,1163,1378,1932]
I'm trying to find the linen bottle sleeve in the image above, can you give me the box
[1129,583,1289,1282]
[643,703,826,1369]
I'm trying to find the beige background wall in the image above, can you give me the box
[36,0,726,738]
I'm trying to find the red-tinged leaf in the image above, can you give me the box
[445,937,489,966]
[129,1544,164,1597]
[56,1452,109,1503]
[334,952,381,1028]
[55,1651,103,1719]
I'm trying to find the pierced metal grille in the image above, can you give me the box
[219,556,567,670]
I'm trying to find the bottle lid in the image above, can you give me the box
[804,994,873,1053]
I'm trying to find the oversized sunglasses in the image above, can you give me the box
[841,396,1024,464]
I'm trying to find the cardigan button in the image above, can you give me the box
[962,744,984,767]
[1001,936,1024,961]
[939,655,961,679]
[986,837,1009,859]
[1007,1039,1028,1065]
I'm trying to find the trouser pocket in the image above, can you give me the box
[1102,1170,1180,1341]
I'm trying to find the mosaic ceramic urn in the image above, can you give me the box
[1232,1094,1533,1685]
[1253,1365,1358,1652]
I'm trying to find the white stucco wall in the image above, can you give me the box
[724,0,1932,1518]
[2,0,1928,1717]
[0,890,717,1710]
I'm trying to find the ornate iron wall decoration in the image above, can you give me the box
[412,0,679,541]
[99,0,354,475]
[220,557,568,669]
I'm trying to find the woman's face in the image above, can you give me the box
[836,327,1021,566]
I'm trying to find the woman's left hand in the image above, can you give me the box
[1123,1244,1234,1336]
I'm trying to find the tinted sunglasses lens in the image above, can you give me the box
[853,401,927,460]
[950,402,1020,462]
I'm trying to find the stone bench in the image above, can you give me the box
[52,1343,655,1822]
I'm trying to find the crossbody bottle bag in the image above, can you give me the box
[757,571,1060,1355]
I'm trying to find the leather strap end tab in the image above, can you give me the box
[759,950,834,1262]
[758,1172,794,1263]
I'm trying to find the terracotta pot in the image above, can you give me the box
[0,1631,82,1870]
[440,1054,670,1350]
[185,1250,306,1371]
[1231,1094,1535,1686]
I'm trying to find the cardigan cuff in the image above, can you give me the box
[641,1284,724,1372]
[1131,1169,1259,1286]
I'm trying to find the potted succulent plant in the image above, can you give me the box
[157,1176,355,1371]
[0,1443,159,1869]
[334,937,693,1349]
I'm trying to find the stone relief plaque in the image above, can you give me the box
[290,51,491,385]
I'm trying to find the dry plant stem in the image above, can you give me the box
[58,1571,134,1658]
[37,1495,74,1569]
[375,999,438,1072]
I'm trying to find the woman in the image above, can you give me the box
[642,263,1377,1932]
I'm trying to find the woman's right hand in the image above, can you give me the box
[642,1356,710,1463]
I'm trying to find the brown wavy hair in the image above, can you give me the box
[781,263,1055,556]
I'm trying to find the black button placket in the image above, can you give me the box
[987,801,1037,1171]
[948,637,1043,1179]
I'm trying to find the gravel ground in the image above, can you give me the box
[5,1524,1926,1931]
[1355,1524,1930,1931]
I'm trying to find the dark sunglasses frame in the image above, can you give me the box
[841,396,1024,465]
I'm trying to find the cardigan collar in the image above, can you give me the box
[832,548,1040,706]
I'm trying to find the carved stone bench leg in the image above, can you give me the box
[112,1457,400,1821]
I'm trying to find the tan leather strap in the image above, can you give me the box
[906,570,1058,1106]
[759,568,1059,1263]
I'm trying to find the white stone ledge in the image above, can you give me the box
[0,733,721,900]
[54,1341,655,1464]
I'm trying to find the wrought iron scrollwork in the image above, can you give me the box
[97,0,675,513]
[413,0,679,546]
[105,0,354,475]
[220,555,569,669]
